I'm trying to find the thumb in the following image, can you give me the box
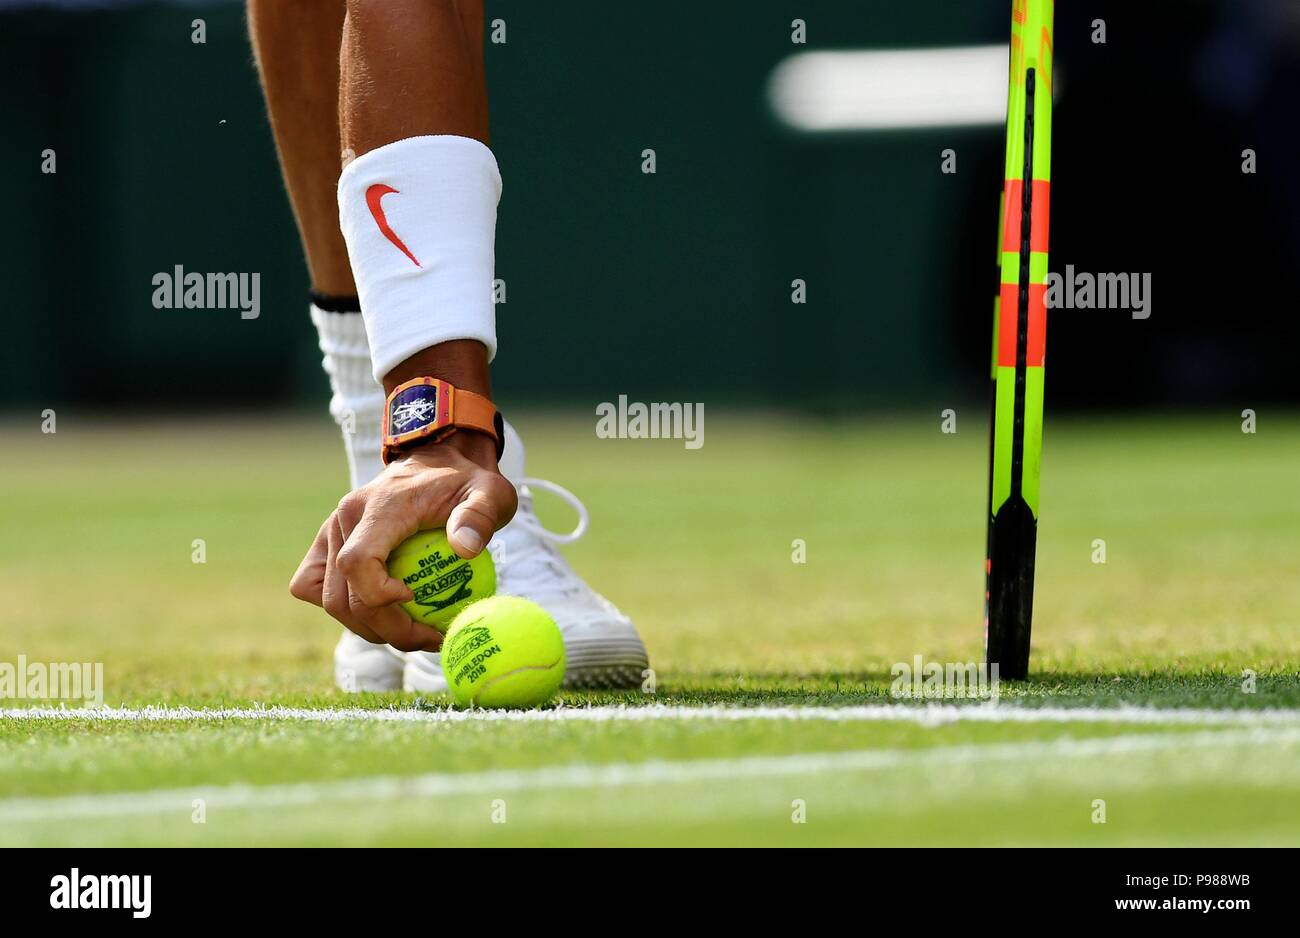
[446,473,516,559]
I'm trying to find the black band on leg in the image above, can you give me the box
[309,291,362,313]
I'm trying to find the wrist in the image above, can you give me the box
[405,428,499,469]
[381,341,503,466]
[383,339,491,398]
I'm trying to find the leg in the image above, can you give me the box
[248,0,355,297]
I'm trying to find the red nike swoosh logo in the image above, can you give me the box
[365,184,421,268]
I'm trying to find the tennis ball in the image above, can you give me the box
[442,596,566,709]
[387,529,495,632]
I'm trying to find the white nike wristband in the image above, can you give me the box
[338,135,502,382]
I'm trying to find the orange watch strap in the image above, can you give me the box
[449,387,499,440]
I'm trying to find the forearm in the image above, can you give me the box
[340,0,488,157]
[384,340,491,399]
[337,0,498,395]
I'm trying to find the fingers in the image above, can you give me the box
[448,472,517,558]
[291,516,393,646]
[323,515,385,644]
[336,494,419,608]
[315,511,437,650]
[288,518,331,606]
[292,449,518,651]
[352,599,442,653]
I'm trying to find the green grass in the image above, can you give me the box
[4,718,1299,847]
[2,411,1298,846]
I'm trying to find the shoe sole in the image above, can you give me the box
[562,636,650,690]
[401,638,650,693]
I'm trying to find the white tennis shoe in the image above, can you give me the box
[333,629,405,692]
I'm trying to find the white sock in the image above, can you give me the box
[337,135,501,383]
[309,304,385,488]
[498,418,525,486]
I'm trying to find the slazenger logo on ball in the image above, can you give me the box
[444,626,495,672]
[409,563,475,611]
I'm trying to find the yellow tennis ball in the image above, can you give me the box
[442,596,566,709]
[386,529,496,633]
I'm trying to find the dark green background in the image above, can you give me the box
[2,0,1293,412]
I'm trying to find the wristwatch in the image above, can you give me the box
[382,377,504,464]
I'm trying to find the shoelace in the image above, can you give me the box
[512,477,589,544]
[492,478,592,605]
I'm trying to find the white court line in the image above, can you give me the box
[3,703,1300,727]
[1,726,1296,824]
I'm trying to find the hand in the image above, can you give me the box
[289,430,517,651]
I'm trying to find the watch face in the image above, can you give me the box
[387,381,449,440]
